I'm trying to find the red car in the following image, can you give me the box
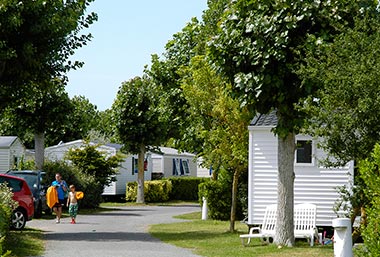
[0,174,34,229]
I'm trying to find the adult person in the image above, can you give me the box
[51,173,68,223]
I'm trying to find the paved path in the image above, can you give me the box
[27,205,202,257]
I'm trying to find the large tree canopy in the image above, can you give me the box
[112,76,171,203]
[0,0,97,109]
[300,17,380,165]
[208,0,379,246]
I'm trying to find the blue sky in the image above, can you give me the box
[66,1,208,111]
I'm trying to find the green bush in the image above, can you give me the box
[357,143,380,256]
[43,160,104,208]
[126,180,172,202]
[0,183,17,256]
[198,179,231,220]
[198,169,247,221]
[166,177,208,201]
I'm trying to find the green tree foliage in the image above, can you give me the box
[66,142,124,187]
[147,0,246,231]
[299,15,380,247]
[112,76,170,203]
[208,0,378,246]
[90,109,117,143]
[44,160,103,209]
[0,183,17,255]
[181,56,250,231]
[300,17,380,165]
[0,81,72,148]
[357,144,380,256]
[64,95,100,142]
[0,0,97,110]
[0,0,97,170]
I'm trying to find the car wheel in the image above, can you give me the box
[11,209,26,230]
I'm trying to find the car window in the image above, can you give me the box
[9,173,37,190]
[0,177,23,192]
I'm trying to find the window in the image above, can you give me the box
[172,159,190,176]
[132,157,138,175]
[182,160,190,174]
[0,177,23,192]
[296,140,312,164]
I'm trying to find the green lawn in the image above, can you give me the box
[149,212,334,257]
[3,206,335,257]
[4,228,44,257]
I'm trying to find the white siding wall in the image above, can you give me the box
[45,141,153,196]
[152,154,197,178]
[248,126,353,227]
[0,138,25,172]
[0,149,10,172]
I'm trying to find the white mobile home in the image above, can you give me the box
[150,146,197,178]
[0,136,25,172]
[45,140,151,195]
[248,112,354,227]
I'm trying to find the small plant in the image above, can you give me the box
[0,183,17,256]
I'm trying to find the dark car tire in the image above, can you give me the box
[11,208,27,230]
[34,201,42,218]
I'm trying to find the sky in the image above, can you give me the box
[66,0,208,111]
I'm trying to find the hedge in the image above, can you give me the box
[166,177,209,201]
[126,180,172,202]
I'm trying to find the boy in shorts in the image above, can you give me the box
[66,184,79,224]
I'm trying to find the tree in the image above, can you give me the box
[300,17,380,165]
[208,0,376,246]
[112,76,170,203]
[0,0,97,110]
[66,142,124,188]
[181,56,250,231]
[0,0,97,168]
[63,95,100,142]
[299,16,380,243]
[0,81,73,169]
[148,0,247,231]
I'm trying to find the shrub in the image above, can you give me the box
[166,177,208,201]
[0,183,17,256]
[43,160,104,208]
[357,143,380,256]
[126,180,172,202]
[198,169,247,221]
[198,179,231,220]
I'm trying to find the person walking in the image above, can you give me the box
[51,173,68,223]
[67,184,79,224]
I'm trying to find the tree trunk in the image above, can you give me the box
[274,132,296,247]
[34,132,45,170]
[229,169,240,232]
[136,144,145,204]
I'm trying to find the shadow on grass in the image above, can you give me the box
[5,228,44,257]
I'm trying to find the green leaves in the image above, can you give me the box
[0,0,97,109]
[112,76,170,154]
[209,0,378,136]
[300,16,380,164]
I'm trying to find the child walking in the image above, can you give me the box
[67,185,79,224]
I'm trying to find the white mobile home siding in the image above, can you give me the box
[0,137,25,172]
[150,147,197,178]
[248,126,353,227]
[45,140,152,195]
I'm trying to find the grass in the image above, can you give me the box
[4,228,44,257]
[150,212,334,257]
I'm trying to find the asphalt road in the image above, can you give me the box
[27,205,202,257]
